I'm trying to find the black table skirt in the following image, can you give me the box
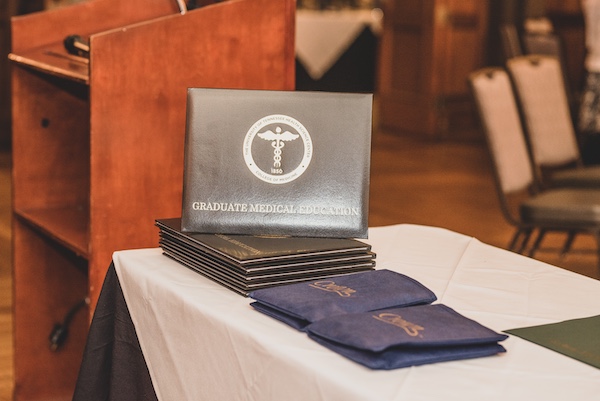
[73,263,158,401]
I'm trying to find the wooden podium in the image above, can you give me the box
[9,0,295,399]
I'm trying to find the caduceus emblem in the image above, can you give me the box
[257,126,300,168]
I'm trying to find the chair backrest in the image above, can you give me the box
[469,68,536,225]
[499,24,522,60]
[522,31,563,57]
[521,32,572,100]
[506,55,581,168]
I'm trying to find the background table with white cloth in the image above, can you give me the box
[295,8,382,92]
[74,224,600,401]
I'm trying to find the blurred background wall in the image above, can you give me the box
[0,0,588,148]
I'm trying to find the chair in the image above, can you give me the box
[521,29,574,105]
[507,55,600,188]
[468,67,600,267]
[506,55,600,189]
[499,24,523,61]
[507,55,600,253]
[522,30,564,60]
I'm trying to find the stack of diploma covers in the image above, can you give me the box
[250,270,508,369]
[156,218,376,296]
[158,89,378,295]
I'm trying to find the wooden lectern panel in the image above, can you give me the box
[10,0,179,52]
[88,0,296,314]
[10,0,296,399]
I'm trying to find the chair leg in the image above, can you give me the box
[509,228,531,253]
[508,229,522,251]
[518,229,534,254]
[560,231,577,257]
[528,229,547,257]
[594,231,600,274]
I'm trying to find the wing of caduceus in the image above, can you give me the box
[257,130,299,142]
[278,131,300,141]
[257,130,278,141]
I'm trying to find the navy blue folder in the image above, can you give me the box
[249,269,437,330]
[306,304,508,370]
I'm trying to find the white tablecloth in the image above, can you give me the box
[296,9,383,80]
[113,224,600,401]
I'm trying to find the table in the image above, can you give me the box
[295,9,382,92]
[74,224,600,400]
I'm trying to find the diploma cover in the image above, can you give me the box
[306,304,508,370]
[181,88,373,238]
[249,269,437,330]
[505,315,600,369]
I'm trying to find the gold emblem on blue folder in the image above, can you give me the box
[373,313,424,337]
[308,280,356,297]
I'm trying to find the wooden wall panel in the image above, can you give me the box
[377,0,489,139]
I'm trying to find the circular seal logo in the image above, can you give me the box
[243,114,313,184]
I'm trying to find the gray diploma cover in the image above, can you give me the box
[181,88,373,238]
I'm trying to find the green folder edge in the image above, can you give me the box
[504,315,600,369]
